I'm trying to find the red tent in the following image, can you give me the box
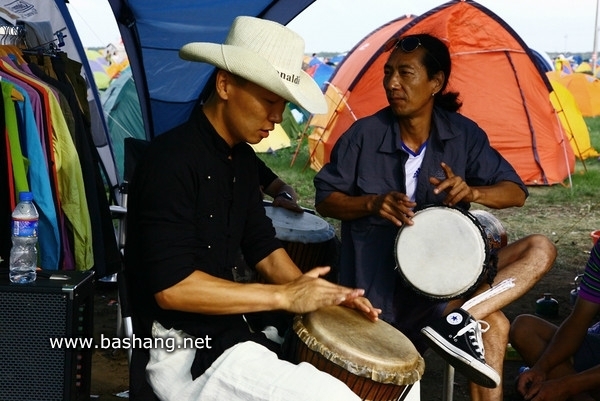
[308,0,575,186]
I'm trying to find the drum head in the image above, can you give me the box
[395,206,487,299]
[264,206,335,243]
[293,306,424,385]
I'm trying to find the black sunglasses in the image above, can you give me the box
[384,36,422,52]
[384,36,442,68]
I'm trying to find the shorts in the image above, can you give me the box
[573,333,600,372]
[390,279,447,354]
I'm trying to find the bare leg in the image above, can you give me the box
[509,314,556,364]
[449,234,556,321]
[469,311,509,401]
[442,234,555,401]
[509,314,579,379]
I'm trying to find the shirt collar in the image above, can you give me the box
[195,106,248,159]
[379,106,458,154]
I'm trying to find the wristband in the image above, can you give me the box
[275,191,294,201]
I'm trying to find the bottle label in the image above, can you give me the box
[12,219,38,237]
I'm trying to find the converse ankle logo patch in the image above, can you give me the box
[446,312,463,325]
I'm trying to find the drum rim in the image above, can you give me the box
[292,306,425,386]
[394,205,491,301]
[264,206,335,243]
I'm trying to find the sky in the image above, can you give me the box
[67,0,600,55]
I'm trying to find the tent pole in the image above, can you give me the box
[290,122,312,167]
[593,0,599,77]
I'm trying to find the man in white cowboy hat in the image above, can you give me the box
[124,16,381,401]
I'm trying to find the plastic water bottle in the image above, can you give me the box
[9,191,39,283]
[535,293,559,318]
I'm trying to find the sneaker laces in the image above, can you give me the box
[453,319,490,359]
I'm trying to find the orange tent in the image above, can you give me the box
[308,14,415,172]
[308,0,575,186]
[547,71,600,117]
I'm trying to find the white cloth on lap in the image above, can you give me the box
[147,321,360,401]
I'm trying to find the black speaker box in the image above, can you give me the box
[0,270,94,401]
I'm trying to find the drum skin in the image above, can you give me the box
[265,206,336,273]
[289,306,424,401]
[395,206,490,300]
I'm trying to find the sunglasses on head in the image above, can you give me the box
[384,36,423,53]
[384,36,442,68]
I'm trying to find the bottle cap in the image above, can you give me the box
[19,191,33,201]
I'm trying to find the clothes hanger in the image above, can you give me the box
[0,24,27,65]
[21,27,67,58]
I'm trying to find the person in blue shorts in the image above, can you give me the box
[510,240,600,401]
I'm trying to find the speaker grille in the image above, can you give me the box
[0,272,93,401]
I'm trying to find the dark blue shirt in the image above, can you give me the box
[314,106,527,323]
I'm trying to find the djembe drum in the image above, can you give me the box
[394,205,507,300]
[264,206,336,273]
[287,305,424,401]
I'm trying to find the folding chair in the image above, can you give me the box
[109,139,160,400]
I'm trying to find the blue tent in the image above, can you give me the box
[100,67,145,181]
[306,59,336,91]
[11,2,317,194]
[107,0,316,145]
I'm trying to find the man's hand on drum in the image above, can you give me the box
[280,266,381,321]
[429,162,476,207]
[271,195,304,214]
[280,266,362,313]
[372,192,416,227]
[340,296,382,322]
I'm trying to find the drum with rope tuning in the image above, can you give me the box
[394,206,507,300]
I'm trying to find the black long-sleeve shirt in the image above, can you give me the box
[125,106,283,376]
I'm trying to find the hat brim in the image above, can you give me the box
[180,42,327,114]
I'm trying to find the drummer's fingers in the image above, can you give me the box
[440,162,455,178]
[283,281,350,312]
[273,198,305,213]
[306,287,364,310]
[379,193,414,218]
[285,202,305,213]
[380,209,413,227]
[346,298,381,321]
[429,176,441,186]
[433,175,464,198]
[443,181,471,206]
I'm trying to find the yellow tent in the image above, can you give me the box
[548,77,600,160]
[547,71,600,117]
[250,124,291,153]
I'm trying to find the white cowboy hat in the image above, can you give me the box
[179,16,327,114]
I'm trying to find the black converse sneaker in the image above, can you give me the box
[421,308,501,388]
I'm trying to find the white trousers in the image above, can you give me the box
[146,321,361,401]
